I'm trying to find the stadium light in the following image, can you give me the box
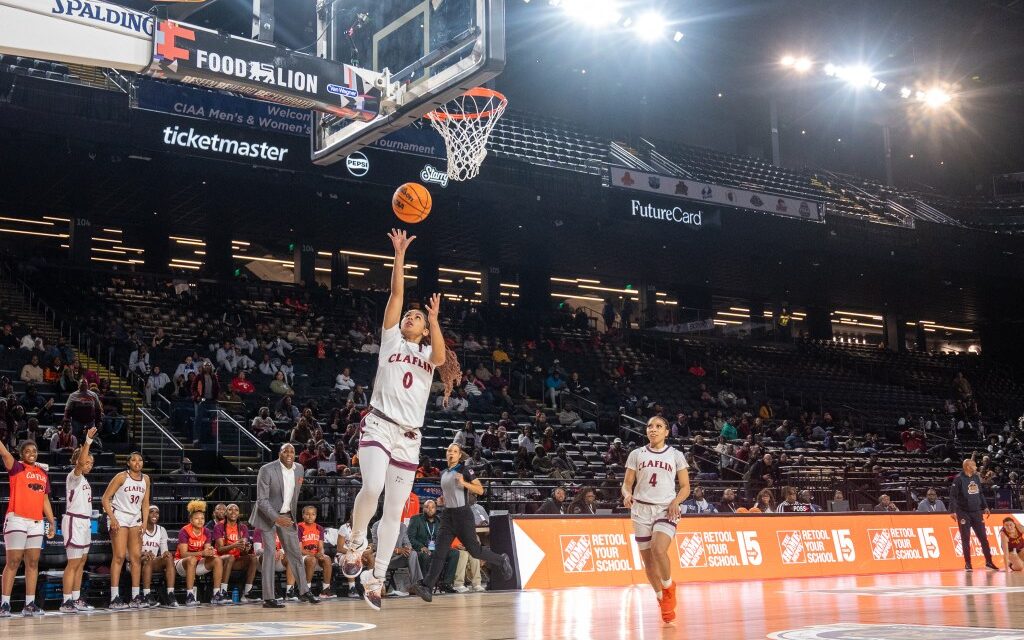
[793,57,813,72]
[634,12,667,41]
[563,0,620,27]
[674,31,684,42]
[899,86,912,99]
[921,87,952,108]
[780,55,796,67]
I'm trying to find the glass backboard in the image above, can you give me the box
[311,0,504,166]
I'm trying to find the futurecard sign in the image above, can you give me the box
[609,166,824,222]
[609,190,720,231]
[143,19,380,121]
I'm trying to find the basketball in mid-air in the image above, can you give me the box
[392,182,432,224]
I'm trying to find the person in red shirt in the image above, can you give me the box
[215,504,260,602]
[230,371,255,395]
[298,506,334,598]
[1,440,56,617]
[402,492,420,526]
[174,500,228,606]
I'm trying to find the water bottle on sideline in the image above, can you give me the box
[232,587,239,604]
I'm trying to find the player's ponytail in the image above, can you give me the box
[438,346,461,403]
[70,446,85,466]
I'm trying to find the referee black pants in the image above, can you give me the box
[957,511,993,566]
[423,506,504,588]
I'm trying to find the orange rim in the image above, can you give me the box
[425,87,508,122]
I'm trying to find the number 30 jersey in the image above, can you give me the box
[626,445,689,506]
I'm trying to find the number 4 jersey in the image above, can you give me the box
[626,445,689,505]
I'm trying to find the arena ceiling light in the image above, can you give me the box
[920,87,953,108]
[780,55,813,73]
[633,12,667,41]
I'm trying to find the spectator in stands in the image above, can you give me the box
[758,400,774,420]
[720,418,738,440]
[417,456,441,478]
[688,362,707,377]
[566,487,598,515]
[473,362,492,384]
[46,336,74,365]
[718,488,739,513]
[463,334,483,352]
[604,438,629,466]
[251,407,285,444]
[191,361,220,445]
[335,367,356,392]
[64,378,102,438]
[517,426,535,452]
[775,487,808,513]
[129,344,151,376]
[874,494,899,512]
[258,354,279,377]
[545,371,566,408]
[360,335,379,354]
[784,428,806,450]
[0,323,16,351]
[145,365,171,406]
[798,490,822,512]
[19,384,50,415]
[407,500,458,591]
[174,354,198,380]
[19,354,43,384]
[495,425,511,451]
[552,446,577,479]
[750,488,776,513]
[230,370,255,396]
[347,384,368,409]
[50,420,77,454]
[537,487,568,514]
[453,421,478,454]
[437,388,468,413]
[698,383,715,407]
[19,327,43,352]
[270,370,294,396]
[917,488,946,512]
[558,403,597,433]
[290,417,314,447]
[532,445,556,477]
[681,486,718,514]
[746,453,777,495]
[263,334,293,358]
[901,428,926,453]
[491,342,511,364]
[480,424,500,455]
[150,327,172,352]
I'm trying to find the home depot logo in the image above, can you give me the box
[559,535,594,573]
[869,529,895,560]
[676,532,706,568]
[948,526,991,558]
[778,531,806,564]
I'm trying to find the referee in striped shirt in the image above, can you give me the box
[411,443,513,601]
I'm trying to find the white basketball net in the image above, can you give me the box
[425,88,508,182]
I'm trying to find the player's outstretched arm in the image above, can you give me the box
[425,293,446,366]
[383,229,416,330]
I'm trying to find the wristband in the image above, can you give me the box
[86,437,94,445]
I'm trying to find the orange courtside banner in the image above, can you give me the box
[511,512,1022,589]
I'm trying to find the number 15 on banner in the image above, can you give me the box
[738,531,762,565]
[832,529,856,561]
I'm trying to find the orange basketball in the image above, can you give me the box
[392,182,432,224]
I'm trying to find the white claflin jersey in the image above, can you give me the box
[65,471,92,516]
[111,472,147,518]
[142,525,168,556]
[369,325,435,428]
[626,445,689,505]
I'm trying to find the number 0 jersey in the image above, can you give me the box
[368,324,435,428]
[626,445,688,506]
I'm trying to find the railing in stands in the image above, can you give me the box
[138,406,184,471]
[214,408,272,466]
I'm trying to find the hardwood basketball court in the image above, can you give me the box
[2,570,1021,639]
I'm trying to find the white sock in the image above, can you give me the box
[244,584,253,594]
[655,590,663,600]
[71,591,80,601]
[111,587,120,602]
[25,596,35,606]
[661,578,672,588]
[189,588,197,598]
[307,583,312,590]
[131,587,140,598]
[220,583,228,592]
[143,589,151,596]
[1,595,9,605]
[167,587,175,595]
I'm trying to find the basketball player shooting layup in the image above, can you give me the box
[621,416,690,624]
[345,229,461,611]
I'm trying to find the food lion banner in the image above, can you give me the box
[512,512,1017,589]
[609,166,824,222]
[144,19,381,121]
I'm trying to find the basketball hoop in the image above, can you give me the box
[424,87,508,182]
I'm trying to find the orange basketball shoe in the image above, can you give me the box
[659,583,676,623]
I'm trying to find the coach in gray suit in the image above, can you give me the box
[250,444,319,607]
